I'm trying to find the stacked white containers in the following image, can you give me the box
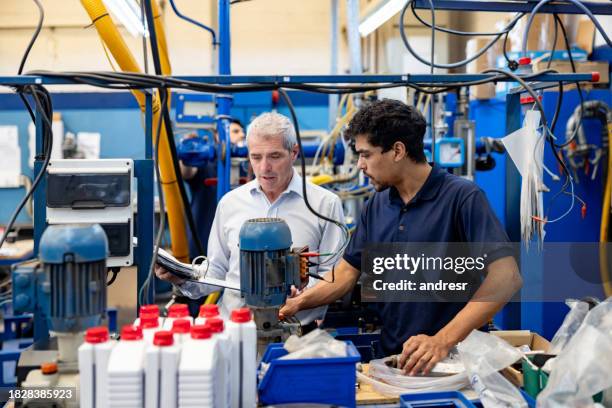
[194,304,219,326]
[206,317,232,408]
[107,325,146,407]
[163,304,192,330]
[78,326,115,408]
[171,319,191,346]
[226,308,257,408]
[144,331,180,408]
[178,325,220,407]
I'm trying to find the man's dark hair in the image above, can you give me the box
[230,118,244,128]
[346,99,427,163]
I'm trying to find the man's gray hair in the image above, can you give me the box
[246,112,297,151]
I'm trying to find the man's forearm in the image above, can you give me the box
[297,260,359,311]
[436,256,522,346]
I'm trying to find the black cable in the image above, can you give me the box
[547,15,559,70]
[107,268,120,286]
[481,68,570,180]
[553,13,585,149]
[143,0,205,257]
[547,14,562,134]
[502,31,519,71]
[400,0,523,69]
[410,1,524,37]
[16,0,45,123]
[0,86,53,250]
[18,0,43,75]
[278,88,348,280]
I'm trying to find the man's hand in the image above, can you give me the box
[279,286,302,321]
[398,334,452,376]
[154,264,186,286]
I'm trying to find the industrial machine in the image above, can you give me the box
[238,218,306,353]
[12,223,108,407]
[46,159,135,268]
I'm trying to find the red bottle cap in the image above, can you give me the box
[153,330,174,346]
[199,304,219,318]
[206,317,224,333]
[518,57,531,65]
[121,325,143,341]
[190,324,212,340]
[84,326,109,343]
[171,318,191,334]
[140,313,159,329]
[168,304,189,318]
[140,304,159,316]
[230,308,251,323]
[591,72,600,82]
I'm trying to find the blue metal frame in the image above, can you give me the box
[0,73,595,86]
[216,0,233,201]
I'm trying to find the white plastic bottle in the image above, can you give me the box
[178,325,219,408]
[194,304,220,326]
[93,327,115,408]
[78,327,101,408]
[140,314,160,344]
[226,308,257,408]
[171,319,191,346]
[163,304,193,330]
[107,325,146,408]
[134,304,163,327]
[144,331,180,408]
[207,317,231,408]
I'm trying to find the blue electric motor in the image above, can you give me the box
[239,218,301,308]
[38,224,108,333]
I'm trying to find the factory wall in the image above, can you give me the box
[0,0,350,78]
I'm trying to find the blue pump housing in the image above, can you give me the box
[27,224,108,333]
[239,218,300,307]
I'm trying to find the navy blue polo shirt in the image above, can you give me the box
[343,165,512,355]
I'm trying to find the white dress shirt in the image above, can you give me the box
[179,169,346,324]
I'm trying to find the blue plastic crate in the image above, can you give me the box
[401,390,536,408]
[257,341,361,407]
[400,391,476,407]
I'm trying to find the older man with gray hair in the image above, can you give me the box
[156,112,345,330]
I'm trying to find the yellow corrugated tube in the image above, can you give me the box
[81,0,190,262]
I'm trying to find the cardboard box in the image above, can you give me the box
[533,60,609,85]
[509,14,569,52]
[466,38,500,100]
[575,17,596,54]
[491,330,551,387]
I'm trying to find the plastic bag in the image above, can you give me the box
[283,329,335,353]
[458,330,528,408]
[364,356,469,393]
[537,299,612,408]
[280,329,347,360]
[549,299,590,355]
